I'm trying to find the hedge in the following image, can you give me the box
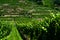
[16,13,60,40]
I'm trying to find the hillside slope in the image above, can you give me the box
[0,0,57,18]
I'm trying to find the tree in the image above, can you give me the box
[42,0,54,8]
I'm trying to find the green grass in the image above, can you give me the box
[7,26,22,40]
[0,21,23,40]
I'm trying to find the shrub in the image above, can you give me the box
[42,0,54,8]
[16,13,60,40]
[0,21,12,39]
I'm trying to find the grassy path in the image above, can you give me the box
[1,23,23,40]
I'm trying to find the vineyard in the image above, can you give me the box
[0,13,60,40]
[0,0,60,40]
